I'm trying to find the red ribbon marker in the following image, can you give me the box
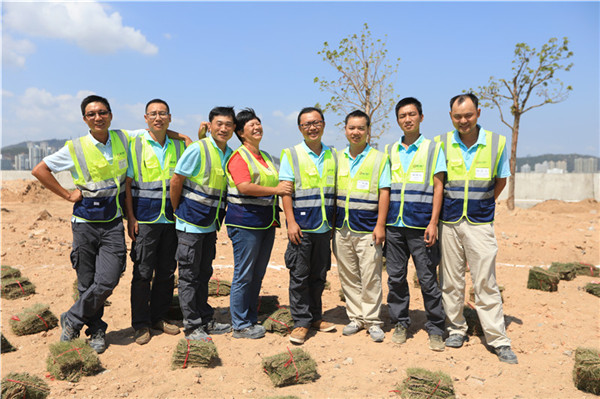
[182,339,191,368]
[284,346,299,382]
[35,314,49,329]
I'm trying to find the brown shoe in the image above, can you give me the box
[311,320,336,332]
[289,327,309,344]
[134,327,150,345]
[152,320,180,335]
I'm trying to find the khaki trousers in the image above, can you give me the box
[334,226,383,327]
[439,219,511,348]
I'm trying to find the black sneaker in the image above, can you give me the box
[60,313,80,342]
[88,330,106,354]
[204,319,232,335]
[495,346,518,364]
[445,333,468,348]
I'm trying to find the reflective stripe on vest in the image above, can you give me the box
[67,129,128,222]
[283,144,337,231]
[224,145,280,229]
[385,139,439,229]
[174,138,227,228]
[335,147,384,233]
[435,129,504,224]
[130,136,184,223]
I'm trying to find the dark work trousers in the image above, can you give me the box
[175,230,216,332]
[385,226,445,336]
[285,231,331,328]
[130,223,178,330]
[69,218,126,335]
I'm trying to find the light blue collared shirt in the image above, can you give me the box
[390,135,447,227]
[279,141,333,233]
[174,135,233,234]
[42,129,145,223]
[450,127,510,178]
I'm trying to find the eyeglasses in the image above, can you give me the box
[299,120,324,129]
[146,111,170,119]
[85,110,110,119]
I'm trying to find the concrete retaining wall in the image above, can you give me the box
[2,171,599,202]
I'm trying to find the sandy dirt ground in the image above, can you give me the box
[1,179,599,399]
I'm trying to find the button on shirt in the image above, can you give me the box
[43,129,145,222]
[126,132,179,224]
[390,135,447,227]
[279,141,333,233]
[174,135,232,234]
[451,127,511,178]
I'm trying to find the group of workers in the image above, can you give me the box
[31,92,517,366]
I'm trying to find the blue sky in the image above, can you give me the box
[2,1,598,158]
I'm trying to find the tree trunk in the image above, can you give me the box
[507,115,520,210]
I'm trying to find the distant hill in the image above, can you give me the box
[516,153,599,172]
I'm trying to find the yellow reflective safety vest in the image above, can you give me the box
[66,129,128,222]
[130,135,184,223]
[225,145,280,229]
[280,144,337,231]
[335,147,386,233]
[385,138,441,229]
[435,129,505,224]
[174,138,228,229]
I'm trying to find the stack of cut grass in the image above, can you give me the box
[263,307,294,336]
[1,333,16,353]
[167,294,184,320]
[1,372,50,399]
[463,305,484,336]
[10,304,58,336]
[262,396,300,399]
[1,265,21,279]
[573,347,600,395]
[584,282,600,298]
[548,263,577,281]
[262,348,319,387]
[46,339,102,382]
[552,262,600,277]
[397,367,455,398]
[257,295,280,316]
[208,278,231,296]
[1,277,35,299]
[469,286,505,303]
[527,267,559,292]
[171,338,219,369]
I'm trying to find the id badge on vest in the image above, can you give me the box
[475,168,490,179]
[410,172,424,182]
[356,180,369,190]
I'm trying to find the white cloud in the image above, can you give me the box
[164,33,173,40]
[273,110,298,123]
[2,90,15,98]
[3,2,158,56]
[2,34,36,67]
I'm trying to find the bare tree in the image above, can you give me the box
[314,23,400,146]
[472,37,573,210]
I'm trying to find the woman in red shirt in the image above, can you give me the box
[225,108,292,339]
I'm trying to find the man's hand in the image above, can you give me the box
[67,189,83,203]
[275,180,294,196]
[372,225,386,246]
[287,221,303,245]
[127,218,139,241]
[198,122,210,140]
[424,222,438,247]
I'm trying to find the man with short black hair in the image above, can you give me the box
[125,99,186,345]
[280,107,337,345]
[436,93,517,364]
[170,106,236,341]
[384,97,447,351]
